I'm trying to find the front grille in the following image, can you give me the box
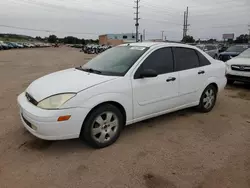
[226,74,250,83]
[219,54,238,62]
[231,65,250,72]
[25,92,38,106]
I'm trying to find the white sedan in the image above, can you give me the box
[226,48,250,84]
[18,42,226,148]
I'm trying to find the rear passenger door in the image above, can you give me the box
[173,47,207,104]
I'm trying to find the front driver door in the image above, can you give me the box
[132,47,179,120]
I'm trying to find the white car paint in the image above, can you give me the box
[17,42,227,140]
[26,68,118,101]
[226,58,250,77]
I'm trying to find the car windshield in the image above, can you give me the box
[205,45,216,50]
[226,45,248,53]
[196,45,204,50]
[82,46,149,76]
[238,48,250,58]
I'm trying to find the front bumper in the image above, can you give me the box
[17,92,90,140]
[226,74,250,83]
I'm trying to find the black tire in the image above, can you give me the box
[80,104,124,148]
[214,54,218,59]
[197,85,217,113]
[227,79,234,85]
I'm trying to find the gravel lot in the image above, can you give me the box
[0,47,250,188]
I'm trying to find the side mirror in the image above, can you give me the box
[140,69,158,78]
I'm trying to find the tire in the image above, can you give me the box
[80,104,124,148]
[227,79,234,85]
[197,85,217,113]
[214,54,218,59]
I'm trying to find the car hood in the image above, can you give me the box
[220,51,240,56]
[226,57,250,66]
[26,68,118,102]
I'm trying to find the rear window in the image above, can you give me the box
[196,51,211,66]
[173,47,199,71]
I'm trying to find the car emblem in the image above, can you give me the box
[240,66,245,70]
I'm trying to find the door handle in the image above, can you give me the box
[166,77,176,82]
[198,70,205,74]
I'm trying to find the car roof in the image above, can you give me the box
[120,42,195,49]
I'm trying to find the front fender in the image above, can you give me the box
[64,92,133,124]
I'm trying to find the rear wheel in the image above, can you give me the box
[80,104,124,148]
[197,85,217,113]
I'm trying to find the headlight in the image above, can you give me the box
[37,93,76,109]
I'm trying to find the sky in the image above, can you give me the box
[0,0,249,41]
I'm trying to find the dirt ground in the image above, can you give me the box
[0,47,250,188]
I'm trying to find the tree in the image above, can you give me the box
[181,35,195,43]
[35,36,43,41]
[81,39,86,45]
[48,35,58,43]
[207,38,217,43]
[235,34,249,44]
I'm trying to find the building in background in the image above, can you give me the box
[99,33,136,46]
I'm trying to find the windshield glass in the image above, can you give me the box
[196,45,204,50]
[205,45,216,50]
[238,48,250,58]
[82,46,149,76]
[226,45,248,53]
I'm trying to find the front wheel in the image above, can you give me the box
[80,104,124,148]
[197,85,217,113]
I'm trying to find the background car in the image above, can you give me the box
[226,48,250,84]
[218,44,250,62]
[15,42,24,48]
[0,41,10,49]
[5,42,15,49]
[196,44,219,59]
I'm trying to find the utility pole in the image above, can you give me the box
[186,6,189,36]
[161,31,164,41]
[248,25,250,43]
[183,6,190,39]
[143,29,146,41]
[134,0,140,42]
[183,11,186,38]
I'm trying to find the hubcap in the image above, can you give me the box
[203,89,215,109]
[91,112,118,143]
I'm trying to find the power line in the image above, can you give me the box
[0,24,100,35]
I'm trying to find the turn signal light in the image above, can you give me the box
[57,115,71,122]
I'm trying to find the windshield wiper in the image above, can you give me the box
[75,66,102,74]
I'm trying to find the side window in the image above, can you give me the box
[173,47,199,71]
[135,47,174,78]
[196,50,211,66]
